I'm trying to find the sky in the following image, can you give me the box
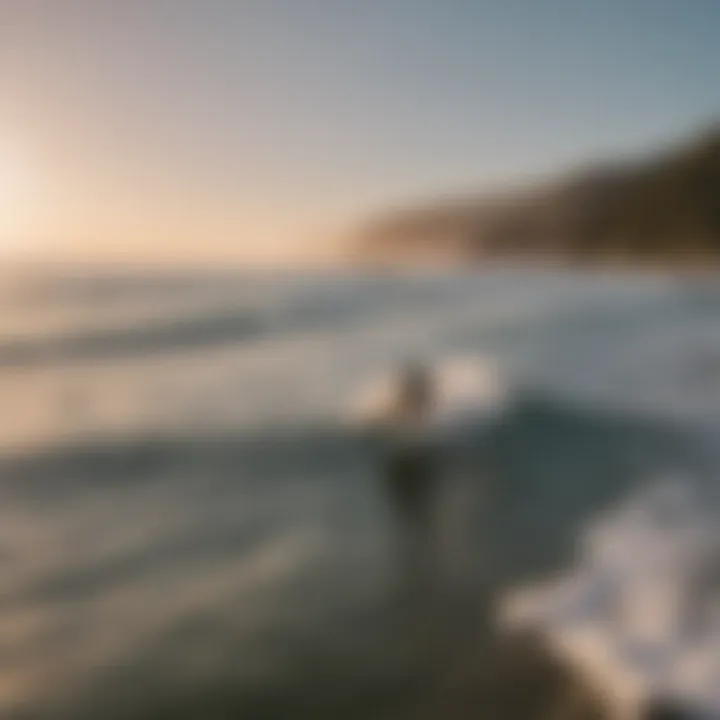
[1,0,719,261]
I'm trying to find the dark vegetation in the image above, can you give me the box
[357,126,720,266]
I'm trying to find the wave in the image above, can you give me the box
[8,269,254,307]
[500,471,720,717]
[0,308,263,367]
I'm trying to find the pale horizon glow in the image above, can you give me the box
[0,143,40,251]
[1,0,719,262]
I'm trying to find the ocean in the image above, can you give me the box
[0,267,719,719]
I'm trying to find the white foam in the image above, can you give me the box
[500,476,720,718]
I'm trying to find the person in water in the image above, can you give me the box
[383,361,439,534]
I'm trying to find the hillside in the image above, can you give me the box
[355,127,720,266]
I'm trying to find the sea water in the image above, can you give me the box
[0,267,719,718]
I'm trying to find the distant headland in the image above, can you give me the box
[353,126,720,268]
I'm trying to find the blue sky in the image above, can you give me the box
[1,0,719,257]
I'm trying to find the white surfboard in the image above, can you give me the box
[346,355,512,447]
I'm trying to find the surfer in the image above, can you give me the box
[382,360,439,535]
